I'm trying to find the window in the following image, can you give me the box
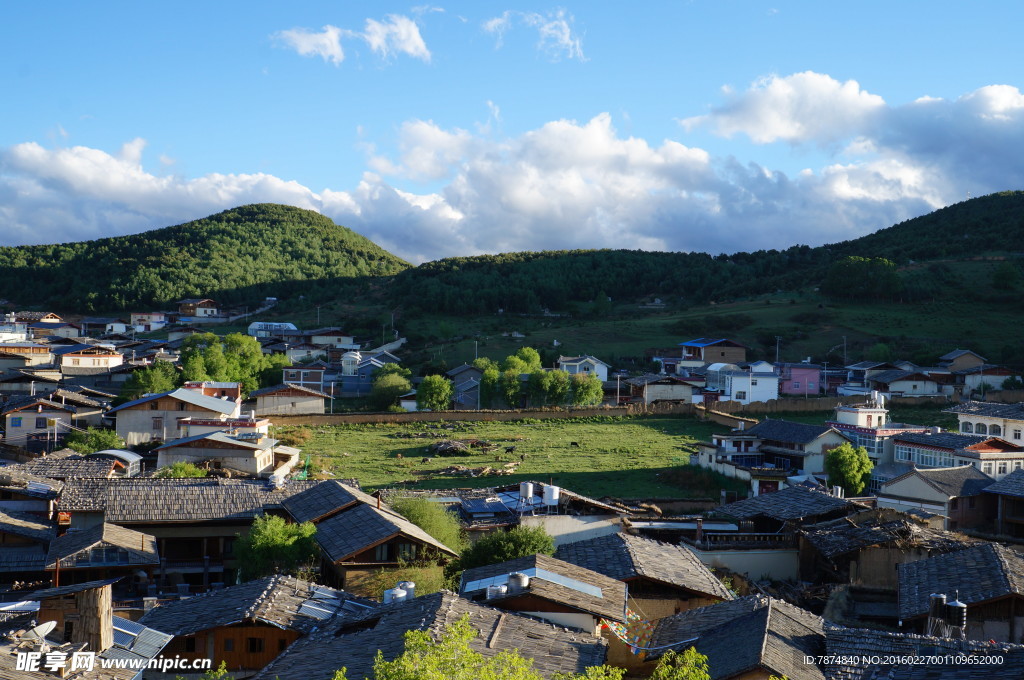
[735,391,747,400]
[792,382,800,389]
[866,415,873,427]
[961,422,973,433]
[976,423,988,435]
[999,462,1009,475]
[991,425,1002,436]
[278,639,288,652]
[71,359,80,366]
[224,639,234,652]
[35,418,46,429]
[751,379,758,386]
[152,417,163,432]
[184,637,197,653]
[1017,461,1023,470]
[150,401,159,410]
[247,638,264,653]
[1015,430,1022,441]
[950,498,958,510]
[178,402,187,411]
[374,544,390,561]
[9,417,21,428]
[397,543,418,561]
[808,382,816,389]
[983,462,993,474]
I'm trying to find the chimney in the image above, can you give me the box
[695,517,704,543]
[73,583,113,653]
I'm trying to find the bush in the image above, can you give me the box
[389,495,468,554]
[153,462,207,478]
[454,525,554,573]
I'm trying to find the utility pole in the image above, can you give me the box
[775,336,782,364]
[843,336,847,365]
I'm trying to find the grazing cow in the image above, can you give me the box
[395,453,403,459]
[505,445,517,455]
[569,441,580,448]
[520,452,527,462]
[421,457,432,464]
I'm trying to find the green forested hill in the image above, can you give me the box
[0,204,409,311]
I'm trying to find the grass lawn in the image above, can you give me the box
[277,414,746,500]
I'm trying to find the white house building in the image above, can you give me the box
[557,355,610,383]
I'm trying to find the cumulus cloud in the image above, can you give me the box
[273,25,345,65]
[484,9,585,61]
[4,76,1024,263]
[274,14,429,65]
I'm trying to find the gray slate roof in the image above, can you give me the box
[0,508,56,543]
[250,382,332,398]
[46,523,159,569]
[945,400,1024,420]
[717,485,859,522]
[139,574,373,636]
[892,431,991,450]
[315,502,457,563]
[282,479,383,524]
[822,622,1024,680]
[982,467,1024,497]
[252,590,608,680]
[885,465,994,498]
[743,419,840,445]
[14,450,118,479]
[553,533,734,600]
[800,509,977,560]
[898,543,1024,619]
[0,545,47,572]
[106,387,238,415]
[647,595,825,680]
[459,553,627,623]
[57,478,319,522]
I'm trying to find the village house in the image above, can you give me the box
[250,382,331,415]
[78,317,130,337]
[892,430,1024,479]
[177,298,220,318]
[45,522,160,593]
[281,361,328,391]
[680,338,749,366]
[27,320,80,339]
[798,507,977,587]
[982,468,1024,538]
[557,355,611,382]
[154,431,300,478]
[446,363,483,409]
[645,596,826,680]
[946,401,1024,441]
[704,362,780,404]
[247,321,299,338]
[1,396,76,452]
[0,465,61,515]
[898,543,1024,642]
[281,480,458,595]
[130,311,168,331]
[0,342,53,364]
[56,344,124,371]
[777,361,823,396]
[876,465,995,531]
[182,380,244,400]
[13,311,63,324]
[626,373,705,404]
[253,590,609,680]
[138,575,374,673]
[0,507,55,584]
[105,386,242,446]
[864,369,943,397]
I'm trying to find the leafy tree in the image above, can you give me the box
[512,347,543,371]
[64,427,124,455]
[153,461,208,478]
[234,514,318,581]
[1003,376,1024,390]
[116,360,180,404]
[417,375,454,412]
[177,661,233,680]
[527,370,551,407]
[501,356,530,374]
[371,373,413,411]
[179,332,271,394]
[455,526,554,573]
[480,367,501,408]
[546,370,571,405]
[649,648,711,680]
[866,343,893,362]
[261,352,294,386]
[472,357,498,372]
[498,369,523,408]
[570,373,604,407]
[181,353,208,383]
[375,363,413,381]
[821,256,902,301]
[993,261,1022,290]
[389,495,467,555]
[824,442,874,496]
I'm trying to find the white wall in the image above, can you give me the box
[690,546,799,580]
[519,514,621,546]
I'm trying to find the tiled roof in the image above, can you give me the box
[0,545,47,572]
[13,451,117,479]
[250,382,331,398]
[717,486,859,522]
[939,349,986,362]
[57,478,319,522]
[554,533,733,601]
[0,508,56,543]
[822,622,1024,680]
[892,431,990,450]
[459,553,627,622]
[983,468,1024,497]
[898,543,1024,619]
[252,590,608,680]
[46,523,159,568]
[154,431,276,451]
[282,479,382,524]
[742,419,840,445]
[866,369,925,385]
[139,575,373,636]
[800,509,977,560]
[0,467,62,498]
[647,596,825,680]
[106,387,238,415]
[944,400,1024,420]
[884,465,994,498]
[315,502,457,563]
[0,395,76,415]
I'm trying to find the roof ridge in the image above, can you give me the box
[992,543,1024,596]
[757,598,773,667]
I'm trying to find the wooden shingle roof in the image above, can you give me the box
[315,502,457,563]
[282,479,382,524]
[252,590,608,680]
[46,523,159,569]
[0,508,56,543]
[717,485,861,522]
[554,533,734,601]
[801,509,977,560]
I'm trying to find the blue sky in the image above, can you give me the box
[3,2,1024,263]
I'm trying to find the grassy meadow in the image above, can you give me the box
[275,414,748,500]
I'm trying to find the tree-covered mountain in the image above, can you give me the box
[0,204,409,311]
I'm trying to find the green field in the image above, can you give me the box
[277,414,747,500]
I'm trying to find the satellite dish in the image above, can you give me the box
[21,620,56,641]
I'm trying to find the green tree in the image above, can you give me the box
[455,525,554,573]
[546,370,571,405]
[389,496,467,554]
[180,353,209,383]
[472,357,498,372]
[866,342,893,362]
[375,363,413,381]
[178,661,233,680]
[234,514,319,581]
[116,360,180,404]
[512,347,543,371]
[417,375,454,412]
[527,369,551,407]
[64,427,125,455]
[370,373,413,411]
[570,373,603,406]
[649,648,711,680]
[153,462,208,478]
[499,369,523,408]
[480,367,501,408]
[1003,376,1024,390]
[260,352,294,386]
[993,261,1022,290]
[824,442,874,496]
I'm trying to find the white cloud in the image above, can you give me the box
[484,9,585,61]
[273,14,429,65]
[361,14,431,62]
[5,77,1024,263]
[273,25,345,65]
